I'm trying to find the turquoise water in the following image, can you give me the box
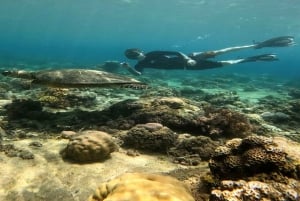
[0,0,299,79]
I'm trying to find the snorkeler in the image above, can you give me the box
[121,36,295,75]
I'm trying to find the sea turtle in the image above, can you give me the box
[1,69,147,88]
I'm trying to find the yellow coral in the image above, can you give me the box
[61,130,118,163]
[87,172,195,201]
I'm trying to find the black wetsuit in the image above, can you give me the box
[134,51,223,72]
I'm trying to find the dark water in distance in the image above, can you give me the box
[0,0,299,78]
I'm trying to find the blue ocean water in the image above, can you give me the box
[0,0,299,79]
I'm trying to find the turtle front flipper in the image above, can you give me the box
[120,83,150,90]
[1,70,35,79]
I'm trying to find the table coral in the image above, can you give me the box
[60,130,118,163]
[87,172,195,201]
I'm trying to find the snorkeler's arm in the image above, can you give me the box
[157,51,196,66]
[120,62,142,76]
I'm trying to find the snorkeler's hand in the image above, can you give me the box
[120,62,142,76]
[187,59,196,66]
[120,62,130,68]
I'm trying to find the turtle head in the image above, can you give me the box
[1,70,35,79]
[1,70,15,77]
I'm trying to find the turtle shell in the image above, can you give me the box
[31,69,146,88]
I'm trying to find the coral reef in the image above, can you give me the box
[5,99,43,119]
[60,130,118,163]
[196,107,252,138]
[105,97,253,138]
[121,123,177,153]
[288,88,300,99]
[3,96,255,139]
[201,136,300,201]
[290,99,300,113]
[210,179,300,201]
[105,97,203,133]
[209,135,298,180]
[0,143,34,159]
[203,91,240,105]
[169,134,220,164]
[37,88,96,109]
[87,172,195,201]
[260,111,291,122]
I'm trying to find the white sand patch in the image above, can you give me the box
[0,139,180,201]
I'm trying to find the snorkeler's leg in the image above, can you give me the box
[240,54,278,62]
[189,44,256,60]
[219,54,278,66]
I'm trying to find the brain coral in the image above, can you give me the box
[122,123,177,153]
[209,135,298,179]
[61,130,118,163]
[87,172,195,201]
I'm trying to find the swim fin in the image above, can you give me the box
[254,36,295,49]
[243,54,278,62]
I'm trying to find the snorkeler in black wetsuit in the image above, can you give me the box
[121,36,295,75]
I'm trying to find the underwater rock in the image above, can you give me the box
[242,84,258,92]
[38,88,97,109]
[209,135,298,180]
[179,86,206,96]
[260,111,291,122]
[288,88,300,99]
[87,172,195,201]
[29,141,43,148]
[105,97,253,138]
[210,179,300,201]
[60,130,118,163]
[105,97,203,133]
[61,130,77,139]
[290,99,300,113]
[0,143,34,159]
[257,95,287,111]
[169,134,220,163]
[203,91,240,105]
[121,123,177,153]
[158,97,186,109]
[5,99,43,119]
[195,107,252,139]
[0,126,5,141]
